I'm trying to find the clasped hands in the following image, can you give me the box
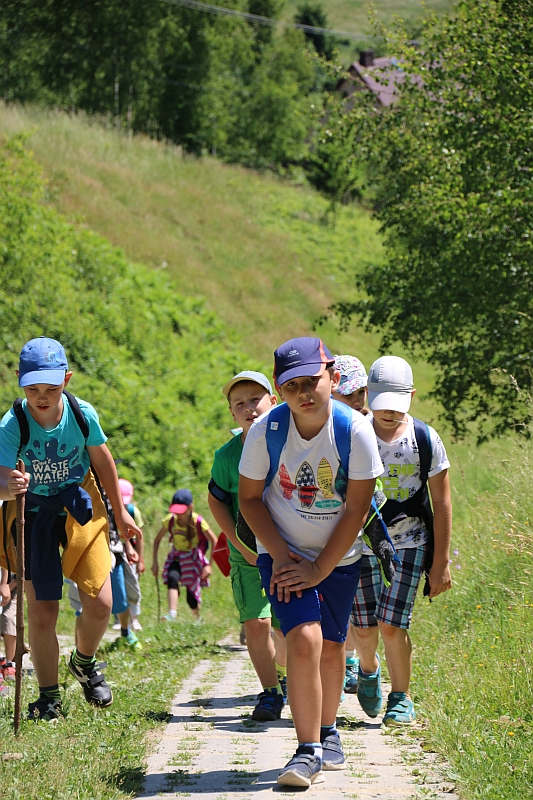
[270,552,322,603]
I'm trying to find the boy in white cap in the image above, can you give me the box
[208,371,287,722]
[351,356,452,725]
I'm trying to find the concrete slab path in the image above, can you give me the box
[140,643,459,800]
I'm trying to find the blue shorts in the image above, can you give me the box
[110,558,128,616]
[257,553,361,643]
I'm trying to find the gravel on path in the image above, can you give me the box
[140,643,459,800]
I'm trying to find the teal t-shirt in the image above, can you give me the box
[0,395,106,496]
[210,434,243,555]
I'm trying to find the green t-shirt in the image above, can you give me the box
[210,434,243,555]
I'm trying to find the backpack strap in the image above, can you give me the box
[13,390,89,458]
[12,398,29,457]
[331,399,352,479]
[413,418,432,484]
[208,477,232,505]
[63,390,90,439]
[265,403,291,487]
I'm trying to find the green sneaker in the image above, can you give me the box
[121,631,143,651]
[357,654,382,718]
[382,692,416,726]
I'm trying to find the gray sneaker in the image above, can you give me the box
[321,729,345,770]
[277,745,325,787]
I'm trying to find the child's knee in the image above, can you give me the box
[29,600,59,629]
[287,622,322,659]
[353,624,378,642]
[377,620,407,641]
[244,617,271,637]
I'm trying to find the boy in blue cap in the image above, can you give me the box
[239,338,382,787]
[0,337,142,720]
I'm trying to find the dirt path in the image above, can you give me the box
[140,642,459,799]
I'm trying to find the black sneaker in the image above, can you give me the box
[28,697,63,722]
[321,729,345,770]
[68,654,113,707]
[277,745,324,787]
[252,688,284,721]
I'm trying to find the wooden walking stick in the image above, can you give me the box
[155,574,161,623]
[14,458,26,735]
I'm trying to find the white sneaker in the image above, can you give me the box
[131,617,143,632]
[111,622,121,631]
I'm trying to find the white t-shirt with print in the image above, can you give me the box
[363,415,450,553]
[239,404,383,566]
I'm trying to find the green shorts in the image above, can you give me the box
[229,548,280,628]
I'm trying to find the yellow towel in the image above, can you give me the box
[0,470,110,599]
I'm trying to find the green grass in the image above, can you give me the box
[0,103,440,427]
[1,516,238,800]
[283,0,454,61]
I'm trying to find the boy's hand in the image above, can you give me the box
[124,540,139,565]
[115,509,142,541]
[0,583,11,607]
[428,560,452,598]
[270,553,308,602]
[273,552,322,594]
[8,468,30,498]
[151,563,159,578]
[137,558,146,574]
[201,564,212,581]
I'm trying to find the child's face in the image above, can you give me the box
[279,367,340,419]
[176,506,193,526]
[19,372,73,418]
[372,406,411,436]
[332,387,367,412]
[229,382,277,433]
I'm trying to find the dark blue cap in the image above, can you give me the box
[169,488,193,513]
[274,337,334,386]
[18,337,68,387]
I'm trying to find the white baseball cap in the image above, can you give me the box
[222,370,273,400]
[367,356,414,413]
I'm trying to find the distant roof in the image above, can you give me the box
[338,51,422,108]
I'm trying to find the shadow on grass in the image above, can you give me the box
[106,764,145,794]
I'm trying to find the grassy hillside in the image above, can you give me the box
[0,103,441,425]
[284,0,454,60]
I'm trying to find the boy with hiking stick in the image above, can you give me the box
[0,336,142,721]
[239,338,382,787]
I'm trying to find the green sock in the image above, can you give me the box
[72,647,96,669]
[39,684,61,701]
[275,662,286,679]
[265,684,282,695]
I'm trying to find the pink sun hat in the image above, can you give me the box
[118,478,134,504]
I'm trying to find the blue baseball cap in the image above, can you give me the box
[169,488,193,514]
[274,337,334,386]
[18,337,68,387]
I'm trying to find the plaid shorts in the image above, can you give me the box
[351,545,426,630]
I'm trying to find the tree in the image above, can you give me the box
[294,2,335,61]
[335,0,533,440]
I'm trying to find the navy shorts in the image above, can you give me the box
[256,553,361,643]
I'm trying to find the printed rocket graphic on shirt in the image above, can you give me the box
[317,457,334,499]
[295,461,319,508]
[279,464,297,499]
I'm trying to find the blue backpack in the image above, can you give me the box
[264,400,401,585]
